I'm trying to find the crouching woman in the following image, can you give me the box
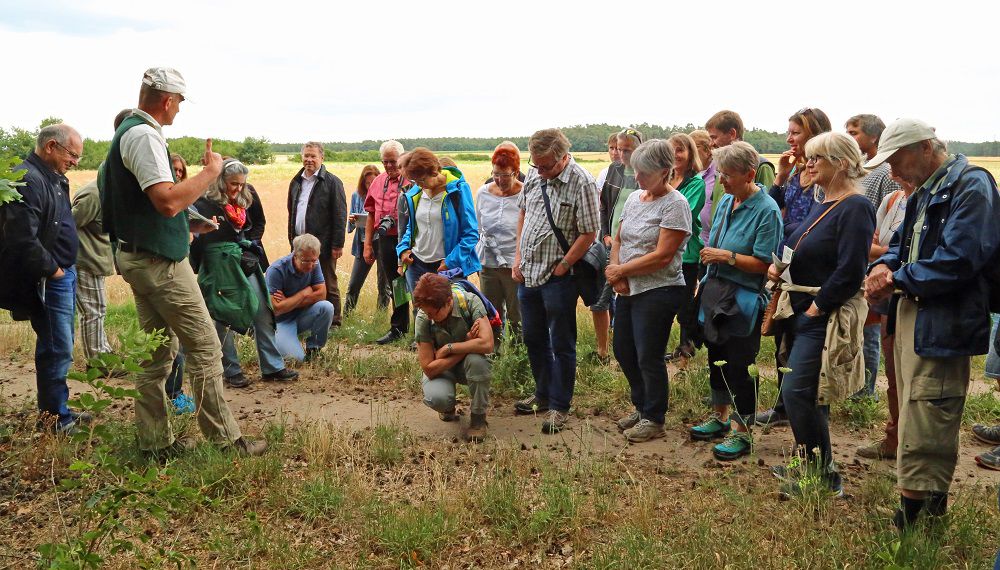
[412,273,494,442]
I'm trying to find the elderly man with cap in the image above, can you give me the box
[865,118,1000,530]
[102,67,266,457]
[0,123,86,434]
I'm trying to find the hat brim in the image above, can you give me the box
[864,148,897,169]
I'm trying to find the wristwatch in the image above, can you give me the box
[446,343,454,355]
[559,258,572,269]
[727,251,737,266]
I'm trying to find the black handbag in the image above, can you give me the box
[539,181,607,306]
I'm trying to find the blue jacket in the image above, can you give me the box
[875,155,1000,357]
[397,166,481,277]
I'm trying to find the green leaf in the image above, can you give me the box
[0,178,24,205]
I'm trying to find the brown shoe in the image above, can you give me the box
[146,437,197,460]
[856,439,896,460]
[465,413,488,443]
[230,437,268,456]
[439,408,461,422]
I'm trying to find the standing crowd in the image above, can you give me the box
[1,67,999,534]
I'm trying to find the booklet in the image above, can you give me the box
[187,205,219,231]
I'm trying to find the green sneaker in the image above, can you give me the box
[713,431,752,461]
[689,413,730,441]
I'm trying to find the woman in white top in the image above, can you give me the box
[476,144,524,338]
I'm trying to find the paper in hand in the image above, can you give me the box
[187,206,219,231]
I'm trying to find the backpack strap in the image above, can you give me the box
[451,286,473,326]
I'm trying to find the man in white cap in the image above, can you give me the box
[865,118,1000,530]
[101,67,267,457]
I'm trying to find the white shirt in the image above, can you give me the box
[294,171,318,236]
[119,109,174,191]
[412,190,446,262]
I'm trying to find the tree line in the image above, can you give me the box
[3,120,999,170]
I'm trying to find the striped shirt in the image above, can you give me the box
[516,158,600,287]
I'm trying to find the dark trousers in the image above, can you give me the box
[780,312,833,469]
[614,286,684,424]
[404,256,440,292]
[706,320,763,424]
[30,266,76,427]
[518,275,578,412]
[318,253,342,326]
[676,262,703,349]
[344,256,375,315]
[375,235,408,332]
[165,350,185,399]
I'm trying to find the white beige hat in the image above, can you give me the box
[865,118,936,168]
[142,67,187,98]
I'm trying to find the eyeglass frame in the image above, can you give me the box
[53,140,82,161]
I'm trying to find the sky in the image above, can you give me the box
[4,0,999,144]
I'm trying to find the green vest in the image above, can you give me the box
[102,114,189,261]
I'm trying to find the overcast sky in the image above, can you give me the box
[5,0,999,143]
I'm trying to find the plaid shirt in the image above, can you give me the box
[517,158,600,287]
[861,162,901,209]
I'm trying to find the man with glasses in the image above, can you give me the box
[0,123,86,434]
[512,128,600,434]
[266,234,334,362]
[102,67,265,457]
[287,142,347,327]
[364,140,410,344]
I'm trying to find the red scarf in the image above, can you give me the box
[224,203,247,230]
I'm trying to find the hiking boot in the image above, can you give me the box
[665,343,696,363]
[262,368,299,382]
[623,419,665,443]
[779,474,844,500]
[583,351,611,366]
[70,411,94,425]
[375,329,405,345]
[146,437,197,460]
[616,411,641,432]
[714,431,752,461]
[754,408,789,427]
[465,413,488,443]
[514,395,548,415]
[225,372,251,388]
[690,413,730,441]
[229,437,268,456]
[171,393,195,415]
[972,423,1000,446]
[541,410,569,434]
[975,445,1000,471]
[303,347,320,362]
[893,495,928,532]
[771,465,795,483]
[856,439,896,460]
[439,408,461,422]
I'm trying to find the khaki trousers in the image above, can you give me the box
[117,251,242,450]
[894,298,970,493]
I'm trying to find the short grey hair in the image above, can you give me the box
[292,234,321,256]
[528,128,571,160]
[845,114,887,140]
[36,123,80,152]
[630,139,675,176]
[712,141,759,176]
[380,140,404,157]
[302,142,324,157]
[204,159,252,208]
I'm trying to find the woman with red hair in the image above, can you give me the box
[475,142,524,342]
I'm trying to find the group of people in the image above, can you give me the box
[2,66,999,534]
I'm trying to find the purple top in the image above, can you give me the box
[698,161,717,244]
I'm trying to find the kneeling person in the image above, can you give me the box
[265,234,334,362]
[412,273,493,442]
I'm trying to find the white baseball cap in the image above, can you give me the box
[142,67,187,99]
[865,118,936,168]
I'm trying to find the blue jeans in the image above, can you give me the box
[404,256,440,292]
[614,286,684,424]
[30,265,76,426]
[986,315,1000,380]
[216,274,285,376]
[518,275,578,412]
[781,312,835,471]
[275,301,334,361]
[861,323,881,397]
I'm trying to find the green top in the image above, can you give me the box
[706,187,783,292]
[102,114,188,261]
[611,166,639,239]
[908,155,958,264]
[71,178,115,276]
[414,290,487,349]
[676,174,706,263]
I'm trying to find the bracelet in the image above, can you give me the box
[559,258,572,269]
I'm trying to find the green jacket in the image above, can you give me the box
[71,179,115,276]
[197,241,271,334]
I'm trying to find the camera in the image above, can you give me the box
[374,215,396,239]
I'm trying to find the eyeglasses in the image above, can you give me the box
[53,140,82,161]
[492,171,516,179]
[528,155,565,172]
[294,256,319,266]
[805,155,830,164]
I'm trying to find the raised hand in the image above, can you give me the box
[202,138,223,175]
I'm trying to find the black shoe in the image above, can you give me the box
[376,329,404,345]
[514,395,549,415]
[304,347,320,362]
[262,368,299,382]
[224,372,251,388]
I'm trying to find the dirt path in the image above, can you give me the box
[1,357,998,489]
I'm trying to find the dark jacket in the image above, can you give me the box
[875,155,1000,357]
[190,187,268,274]
[287,165,347,254]
[0,152,78,319]
[598,162,626,240]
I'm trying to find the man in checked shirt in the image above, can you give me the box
[512,128,600,434]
